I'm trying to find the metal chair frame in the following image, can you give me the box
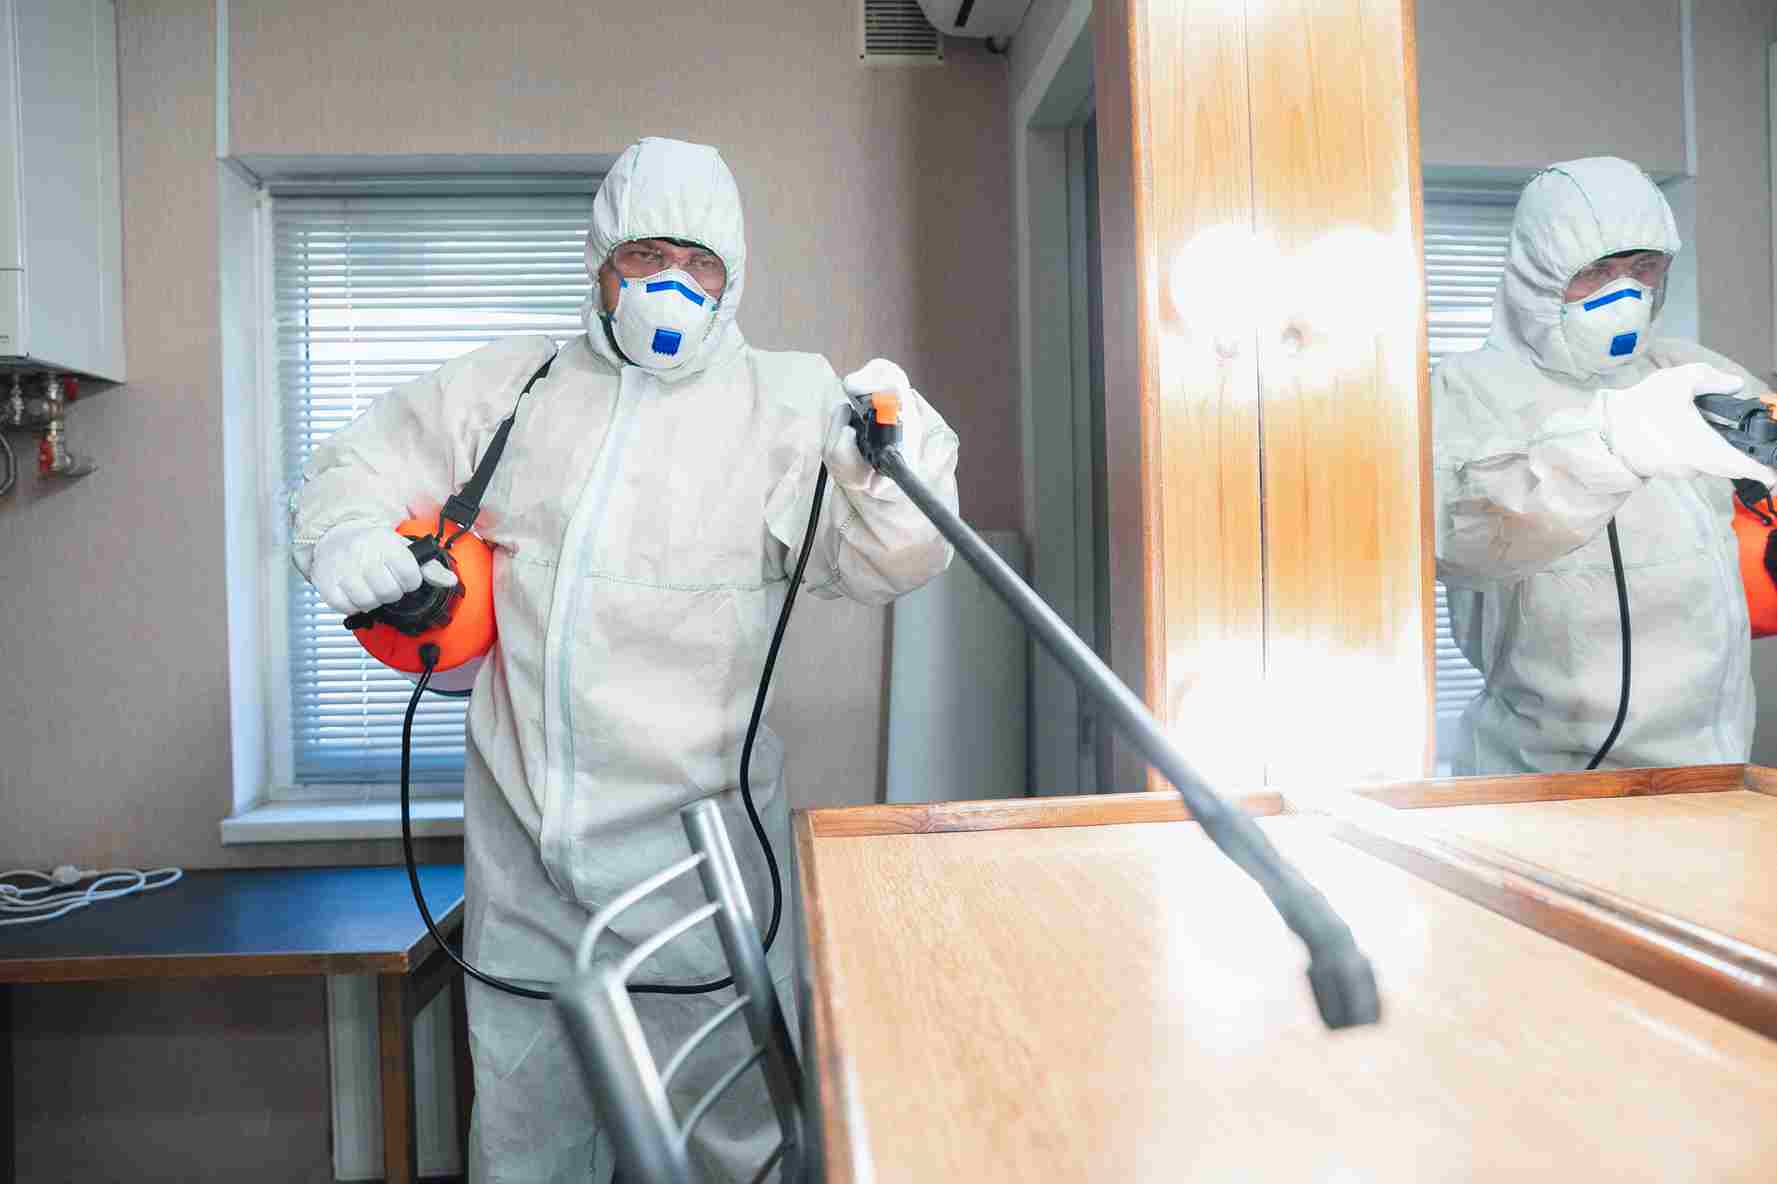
[556,799,804,1184]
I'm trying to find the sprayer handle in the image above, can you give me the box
[847,391,904,468]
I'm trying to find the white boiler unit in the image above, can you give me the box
[0,0,123,381]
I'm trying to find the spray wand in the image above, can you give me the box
[847,391,1381,1031]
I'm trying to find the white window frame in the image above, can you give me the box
[221,162,604,844]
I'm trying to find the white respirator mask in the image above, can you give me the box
[605,268,718,373]
[1561,275,1654,373]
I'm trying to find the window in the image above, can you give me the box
[269,192,592,794]
[1424,189,1517,760]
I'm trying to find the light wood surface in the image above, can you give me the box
[1318,786,1777,1040]
[793,811,860,1184]
[807,763,1746,840]
[799,814,1777,1182]
[1742,764,1777,796]
[1248,0,1433,782]
[810,810,1777,1180]
[1346,762,1745,809]
[1406,790,1777,954]
[806,788,1284,837]
[1404,0,1435,779]
[1093,0,1266,791]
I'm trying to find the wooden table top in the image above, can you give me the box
[799,813,1777,1183]
[1404,788,1777,952]
[0,865,464,983]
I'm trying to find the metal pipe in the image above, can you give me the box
[871,442,1380,1030]
[35,375,96,478]
[2,373,97,481]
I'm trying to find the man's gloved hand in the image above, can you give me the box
[825,358,920,491]
[310,522,457,616]
[1601,363,1777,484]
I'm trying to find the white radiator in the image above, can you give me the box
[886,529,1029,802]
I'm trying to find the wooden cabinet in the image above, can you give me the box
[795,765,1777,1181]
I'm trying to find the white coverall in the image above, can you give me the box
[1435,155,1764,774]
[292,137,960,1181]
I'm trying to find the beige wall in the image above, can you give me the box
[0,0,229,877]
[1691,0,1777,377]
[1418,0,1688,174]
[5,1,1013,1178]
[229,0,1019,528]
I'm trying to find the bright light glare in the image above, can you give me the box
[1166,223,1418,373]
[1166,224,1277,355]
[1165,629,1429,794]
[1273,226,1419,373]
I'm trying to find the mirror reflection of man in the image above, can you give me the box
[1434,156,1775,775]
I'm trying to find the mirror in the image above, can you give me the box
[1418,0,1777,779]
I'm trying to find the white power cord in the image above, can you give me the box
[0,865,184,926]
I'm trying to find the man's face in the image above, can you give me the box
[598,238,728,314]
[1563,249,1670,303]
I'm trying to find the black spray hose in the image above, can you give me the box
[401,465,833,1000]
[402,659,551,1001]
[1586,519,1631,771]
[866,438,1380,1030]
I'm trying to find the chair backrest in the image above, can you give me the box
[555,798,803,1184]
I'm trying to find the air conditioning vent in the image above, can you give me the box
[860,0,944,65]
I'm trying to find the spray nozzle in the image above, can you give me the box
[849,391,903,469]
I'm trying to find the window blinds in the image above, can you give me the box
[274,193,591,784]
[1423,191,1517,750]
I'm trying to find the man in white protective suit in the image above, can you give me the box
[291,136,960,1182]
[1436,155,1775,776]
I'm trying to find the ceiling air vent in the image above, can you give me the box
[860,0,944,65]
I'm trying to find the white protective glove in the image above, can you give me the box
[826,358,919,492]
[308,522,457,616]
[1600,363,1777,484]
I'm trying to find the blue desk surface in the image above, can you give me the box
[0,864,465,982]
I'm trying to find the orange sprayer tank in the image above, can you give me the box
[350,518,497,677]
[1732,498,1777,638]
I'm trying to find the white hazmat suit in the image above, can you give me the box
[292,137,960,1181]
[1435,156,1772,775]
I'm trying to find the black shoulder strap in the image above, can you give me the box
[440,350,558,532]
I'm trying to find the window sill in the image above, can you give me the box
[219,798,464,845]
